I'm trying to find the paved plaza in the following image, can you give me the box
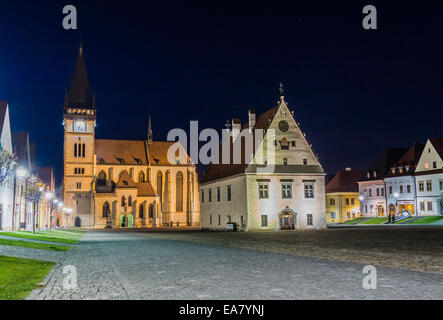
[26,230,443,300]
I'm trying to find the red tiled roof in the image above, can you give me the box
[95,139,148,165]
[115,170,137,188]
[136,182,158,197]
[326,170,364,193]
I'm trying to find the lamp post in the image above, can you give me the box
[359,195,365,217]
[44,191,53,230]
[393,192,399,224]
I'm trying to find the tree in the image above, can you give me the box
[0,149,17,183]
[23,184,43,233]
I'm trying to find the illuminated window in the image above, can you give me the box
[345,198,350,205]
[420,202,425,211]
[281,183,292,199]
[426,181,432,191]
[427,202,433,211]
[351,198,355,205]
[304,183,314,199]
[419,181,424,192]
[329,198,335,206]
[424,163,429,169]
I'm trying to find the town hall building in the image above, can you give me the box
[62,44,200,229]
[200,87,326,231]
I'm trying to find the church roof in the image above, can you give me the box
[147,141,190,166]
[116,170,137,188]
[65,44,95,109]
[201,106,279,184]
[0,101,8,137]
[326,169,364,193]
[95,139,148,165]
[136,182,158,197]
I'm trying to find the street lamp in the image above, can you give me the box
[15,168,29,231]
[44,191,54,230]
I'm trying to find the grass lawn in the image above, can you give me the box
[0,238,71,251]
[341,218,366,225]
[0,232,78,244]
[394,217,414,224]
[38,231,83,237]
[0,255,56,300]
[360,217,388,225]
[411,216,443,224]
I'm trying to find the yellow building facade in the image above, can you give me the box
[325,169,363,223]
[62,44,200,229]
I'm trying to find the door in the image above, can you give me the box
[74,217,81,227]
[119,215,127,228]
[280,211,295,230]
[127,214,134,228]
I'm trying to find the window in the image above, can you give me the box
[176,172,183,212]
[102,202,110,218]
[304,183,314,199]
[400,185,404,193]
[330,212,336,220]
[365,205,368,213]
[291,141,296,147]
[149,204,154,218]
[283,158,288,166]
[201,190,204,203]
[433,161,437,169]
[208,189,212,202]
[216,187,221,202]
[381,188,384,196]
[139,171,145,182]
[258,184,269,199]
[261,215,268,227]
[128,196,132,207]
[76,182,81,189]
[307,214,313,226]
[303,159,307,165]
[419,181,424,192]
[407,185,411,193]
[209,214,212,225]
[74,168,78,174]
[329,198,335,206]
[369,189,372,197]
[389,186,392,194]
[281,183,292,199]
[121,196,126,207]
[440,180,443,191]
[227,215,231,223]
[427,202,433,211]
[364,188,367,196]
[82,144,86,158]
[426,181,432,191]
[218,214,221,225]
[227,185,232,201]
[420,202,425,211]
[345,198,350,205]
[351,198,355,205]
[376,188,380,197]
[424,163,429,169]
[139,204,144,219]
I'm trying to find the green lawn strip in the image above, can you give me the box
[39,231,83,237]
[0,232,78,244]
[360,217,388,225]
[341,218,365,225]
[0,238,71,251]
[411,216,443,224]
[0,255,56,300]
[26,231,82,239]
[394,217,414,224]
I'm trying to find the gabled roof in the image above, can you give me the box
[361,147,409,181]
[95,139,148,165]
[201,106,279,184]
[12,132,31,170]
[116,170,137,188]
[136,182,158,197]
[386,142,425,177]
[326,169,364,193]
[65,44,95,109]
[429,138,443,161]
[0,101,8,137]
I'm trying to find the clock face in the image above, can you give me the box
[278,120,289,133]
[74,120,86,132]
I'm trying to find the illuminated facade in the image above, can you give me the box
[200,89,326,231]
[325,168,363,223]
[62,45,200,229]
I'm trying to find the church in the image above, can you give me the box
[62,44,200,229]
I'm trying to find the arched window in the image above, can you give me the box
[139,204,144,219]
[121,196,126,207]
[156,171,163,203]
[74,143,77,157]
[103,202,110,218]
[82,143,86,158]
[128,196,132,207]
[139,171,145,183]
[176,171,183,212]
[149,204,154,218]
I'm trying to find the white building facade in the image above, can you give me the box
[200,90,326,231]
[414,139,443,216]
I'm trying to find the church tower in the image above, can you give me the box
[63,43,96,228]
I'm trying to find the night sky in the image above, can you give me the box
[0,0,442,187]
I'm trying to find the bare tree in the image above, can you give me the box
[0,149,17,183]
[23,184,42,233]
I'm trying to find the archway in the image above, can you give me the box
[75,217,81,227]
[119,214,127,228]
[279,208,296,230]
[378,206,385,217]
[127,214,134,228]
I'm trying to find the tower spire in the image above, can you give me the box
[279,82,285,101]
[147,115,153,145]
[65,43,94,109]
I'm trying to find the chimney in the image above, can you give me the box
[232,119,241,141]
[248,110,256,132]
